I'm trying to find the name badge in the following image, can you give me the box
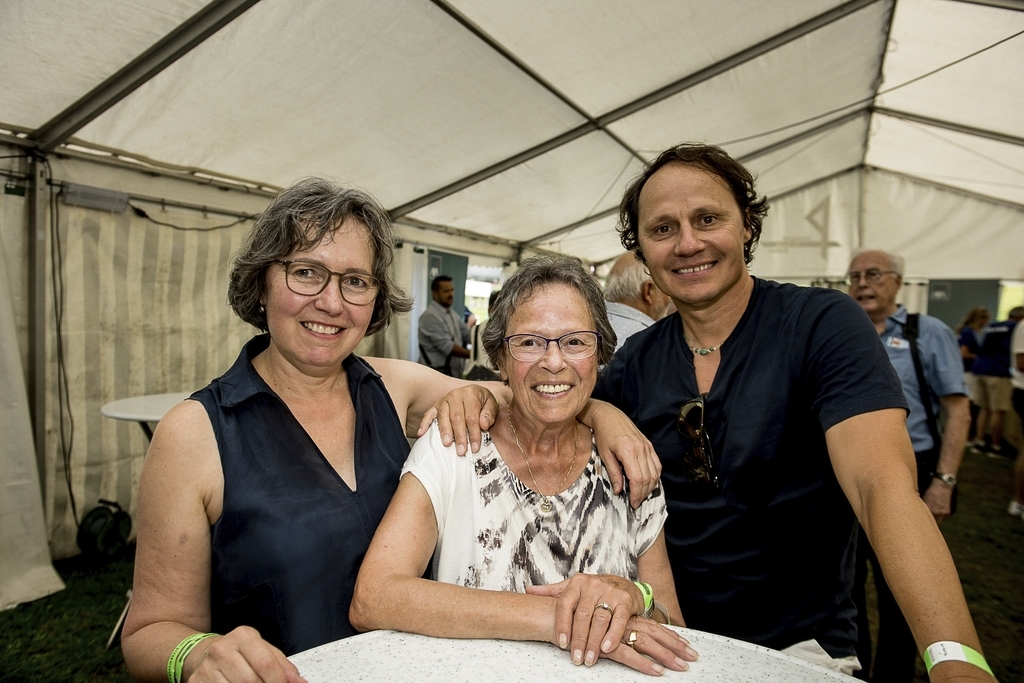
[886,337,910,349]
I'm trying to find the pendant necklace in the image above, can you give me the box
[687,332,722,356]
[690,344,719,356]
[506,404,577,513]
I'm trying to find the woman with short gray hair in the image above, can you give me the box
[481,254,617,368]
[353,255,694,676]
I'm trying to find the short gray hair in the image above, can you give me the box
[228,177,413,336]
[482,254,617,368]
[850,248,905,276]
[603,254,649,304]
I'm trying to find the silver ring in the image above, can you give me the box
[595,602,613,613]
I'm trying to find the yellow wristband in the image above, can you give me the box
[633,581,654,618]
[923,642,993,677]
[167,632,218,683]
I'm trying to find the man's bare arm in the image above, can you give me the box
[827,409,991,682]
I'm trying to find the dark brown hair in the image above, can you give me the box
[618,143,768,265]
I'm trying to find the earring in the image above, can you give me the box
[259,304,265,314]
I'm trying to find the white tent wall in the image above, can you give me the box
[860,168,1024,280]
[0,151,271,561]
[750,166,1024,283]
[32,162,261,559]
[1,154,31,384]
[750,169,863,281]
[0,159,66,608]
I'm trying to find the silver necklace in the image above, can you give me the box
[506,404,577,513]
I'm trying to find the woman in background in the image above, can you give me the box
[957,306,990,448]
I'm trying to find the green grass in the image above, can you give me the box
[0,546,135,683]
[915,449,1024,682]
[0,450,1020,682]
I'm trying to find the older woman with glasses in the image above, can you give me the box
[351,254,695,676]
[121,180,660,683]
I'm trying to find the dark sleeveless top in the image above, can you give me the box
[191,335,410,655]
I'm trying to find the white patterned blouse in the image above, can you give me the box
[403,422,667,591]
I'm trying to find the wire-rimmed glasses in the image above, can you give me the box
[845,269,898,285]
[503,331,601,362]
[275,260,380,306]
[677,395,719,488]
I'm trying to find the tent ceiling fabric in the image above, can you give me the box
[0,0,210,128]
[3,0,1022,265]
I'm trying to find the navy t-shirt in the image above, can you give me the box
[593,278,906,656]
[972,320,1017,377]
[957,327,980,373]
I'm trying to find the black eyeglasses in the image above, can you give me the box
[275,260,380,306]
[677,395,719,488]
[845,269,898,285]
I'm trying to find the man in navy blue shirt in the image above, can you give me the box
[438,144,992,682]
[592,144,988,680]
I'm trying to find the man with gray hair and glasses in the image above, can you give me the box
[846,248,970,682]
[603,252,676,351]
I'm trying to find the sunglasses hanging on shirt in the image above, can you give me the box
[677,395,719,489]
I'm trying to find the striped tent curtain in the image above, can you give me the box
[44,202,254,558]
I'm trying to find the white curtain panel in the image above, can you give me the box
[0,209,65,608]
[42,202,253,558]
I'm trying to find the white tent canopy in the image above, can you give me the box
[3,0,1022,268]
[1,0,1022,596]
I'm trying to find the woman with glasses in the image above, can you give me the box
[351,255,694,676]
[121,180,660,683]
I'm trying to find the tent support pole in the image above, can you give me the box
[28,158,48,499]
[33,0,263,152]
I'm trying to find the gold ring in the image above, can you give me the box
[627,630,638,649]
[595,603,613,613]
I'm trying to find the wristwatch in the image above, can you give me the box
[932,472,957,487]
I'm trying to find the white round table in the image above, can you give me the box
[290,628,850,682]
[100,391,191,440]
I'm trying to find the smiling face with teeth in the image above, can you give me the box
[261,218,376,377]
[636,163,752,312]
[498,283,599,431]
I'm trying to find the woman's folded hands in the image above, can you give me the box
[526,574,698,676]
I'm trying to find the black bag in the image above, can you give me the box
[903,314,957,512]
[465,364,500,382]
[77,499,132,560]
[420,344,454,376]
